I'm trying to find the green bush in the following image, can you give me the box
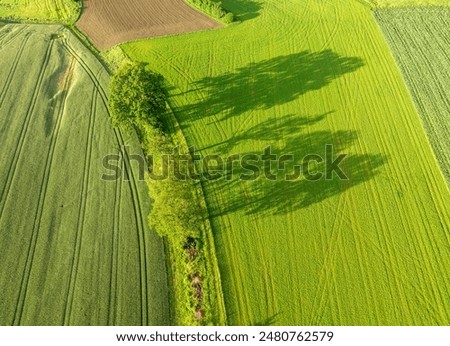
[186,0,235,24]
[109,62,168,128]
[148,175,203,239]
[222,12,235,24]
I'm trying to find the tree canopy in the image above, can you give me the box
[109,62,168,128]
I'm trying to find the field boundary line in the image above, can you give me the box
[374,9,450,192]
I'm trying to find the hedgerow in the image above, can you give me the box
[109,62,226,325]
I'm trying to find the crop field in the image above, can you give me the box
[367,0,450,7]
[0,24,169,325]
[77,0,221,50]
[123,0,450,325]
[375,8,450,184]
[0,0,79,23]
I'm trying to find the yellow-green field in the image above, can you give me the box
[0,0,79,23]
[122,0,450,325]
[0,24,169,325]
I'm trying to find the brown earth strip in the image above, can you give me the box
[76,0,221,50]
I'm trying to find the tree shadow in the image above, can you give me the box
[221,0,263,21]
[201,112,334,153]
[202,113,387,217]
[176,50,364,123]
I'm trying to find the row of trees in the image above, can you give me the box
[109,62,213,324]
[110,62,203,239]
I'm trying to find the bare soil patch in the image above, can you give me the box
[77,0,221,50]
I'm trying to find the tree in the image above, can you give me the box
[109,62,168,128]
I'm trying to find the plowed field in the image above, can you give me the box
[77,0,221,50]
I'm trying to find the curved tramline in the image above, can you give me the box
[114,128,150,326]
[63,85,97,326]
[108,149,124,325]
[60,37,153,324]
[0,35,55,225]
[13,55,75,326]
[0,24,170,326]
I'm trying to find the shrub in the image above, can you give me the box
[148,177,203,239]
[186,0,235,24]
[222,12,235,24]
[109,62,168,128]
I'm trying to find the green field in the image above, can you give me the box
[367,0,450,7]
[0,0,79,23]
[375,7,450,185]
[0,24,169,325]
[122,0,450,325]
